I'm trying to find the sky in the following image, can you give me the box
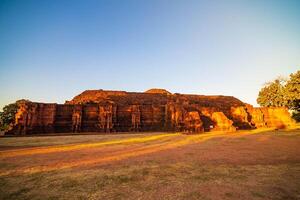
[0,0,299,110]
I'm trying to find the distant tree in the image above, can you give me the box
[0,102,18,131]
[0,99,29,131]
[257,70,300,122]
[285,71,300,110]
[285,71,300,121]
[257,78,287,107]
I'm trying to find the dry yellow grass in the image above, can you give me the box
[0,128,300,200]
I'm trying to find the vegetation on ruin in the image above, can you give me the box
[0,102,18,131]
[257,70,300,121]
[0,99,29,131]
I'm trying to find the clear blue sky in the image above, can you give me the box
[0,0,299,110]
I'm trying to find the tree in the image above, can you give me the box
[285,70,300,110]
[257,70,300,122]
[257,78,287,107]
[285,70,300,121]
[0,99,29,131]
[0,102,18,131]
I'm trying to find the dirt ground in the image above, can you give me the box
[0,128,300,200]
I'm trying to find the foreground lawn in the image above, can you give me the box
[0,129,300,200]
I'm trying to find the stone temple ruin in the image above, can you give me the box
[7,88,295,135]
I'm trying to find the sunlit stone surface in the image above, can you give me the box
[7,89,295,135]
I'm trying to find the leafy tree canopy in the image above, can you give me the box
[257,79,287,107]
[257,70,300,121]
[285,71,300,111]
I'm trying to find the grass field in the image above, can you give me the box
[0,129,300,200]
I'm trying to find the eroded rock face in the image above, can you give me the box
[66,90,127,104]
[231,106,248,123]
[245,104,266,128]
[13,101,57,134]
[7,89,295,135]
[230,106,253,129]
[130,105,141,132]
[183,111,203,133]
[144,88,172,95]
[211,112,236,132]
[97,104,115,132]
[72,105,82,133]
[260,107,296,128]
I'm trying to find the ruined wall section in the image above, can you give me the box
[260,107,296,128]
[211,112,236,132]
[13,102,57,134]
[54,104,73,133]
[7,89,296,135]
[230,107,253,129]
[245,104,266,128]
[244,105,296,129]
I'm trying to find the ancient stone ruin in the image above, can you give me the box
[7,89,296,135]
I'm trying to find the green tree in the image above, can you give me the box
[285,70,300,110]
[0,99,29,131]
[257,70,300,122]
[257,78,287,107]
[0,102,18,131]
[285,70,300,121]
